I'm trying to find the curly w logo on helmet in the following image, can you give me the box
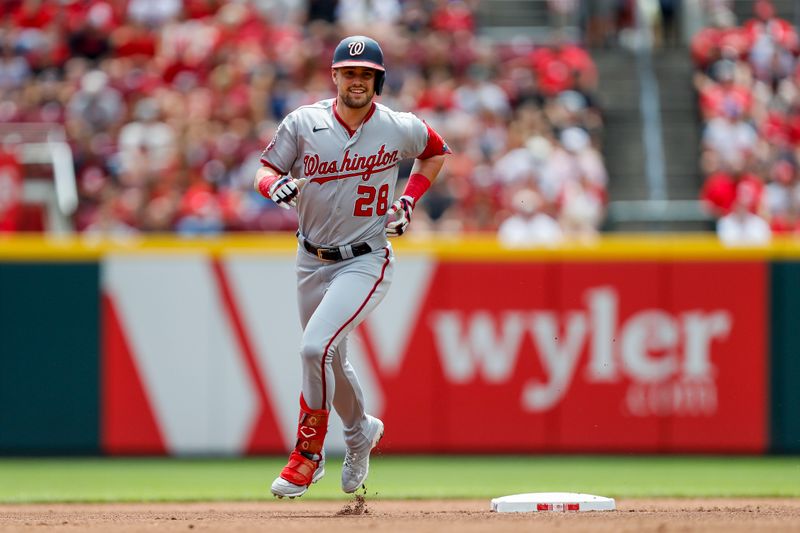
[348,41,366,55]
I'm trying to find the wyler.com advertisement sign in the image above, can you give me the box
[379,261,767,453]
[101,254,768,455]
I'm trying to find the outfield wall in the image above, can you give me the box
[1,235,798,455]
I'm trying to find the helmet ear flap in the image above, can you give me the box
[375,71,385,95]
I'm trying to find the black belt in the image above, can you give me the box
[303,240,372,261]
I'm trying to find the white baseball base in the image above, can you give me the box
[491,492,616,513]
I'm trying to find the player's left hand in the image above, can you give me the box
[385,196,414,237]
[269,177,307,209]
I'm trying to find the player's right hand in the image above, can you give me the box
[269,177,307,209]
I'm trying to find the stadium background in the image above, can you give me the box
[1,0,799,462]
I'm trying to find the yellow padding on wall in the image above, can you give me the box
[1,233,800,261]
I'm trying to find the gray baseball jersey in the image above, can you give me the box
[259,97,447,451]
[261,98,440,247]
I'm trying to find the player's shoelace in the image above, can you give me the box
[343,450,357,469]
[343,449,366,473]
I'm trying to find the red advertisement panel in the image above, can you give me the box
[377,261,767,453]
[374,262,555,452]
[666,262,766,452]
[556,263,665,451]
[0,149,23,232]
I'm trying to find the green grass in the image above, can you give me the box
[0,456,798,503]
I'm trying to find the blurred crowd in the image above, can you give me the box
[0,0,607,240]
[693,0,800,245]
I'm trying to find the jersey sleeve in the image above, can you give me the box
[399,114,451,160]
[259,113,299,175]
[417,121,451,159]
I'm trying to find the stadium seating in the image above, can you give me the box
[0,0,607,238]
[693,0,800,243]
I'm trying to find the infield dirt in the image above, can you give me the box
[1,498,799,532]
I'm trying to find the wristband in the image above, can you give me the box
[257,174,281,198]
[402,173,431,205]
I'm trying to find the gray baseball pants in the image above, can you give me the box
[296,243,394,449]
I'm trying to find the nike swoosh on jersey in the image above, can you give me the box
[312,126,329,132]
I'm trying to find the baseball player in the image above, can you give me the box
[254,35,450,498]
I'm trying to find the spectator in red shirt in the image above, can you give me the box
[744,0,799,54]
[697,59,753,120]
[528,40,597,98]
[12,0,57,29]
[111,21,158,60]
[184,0,221,20]
[691,26,724,70]
[429,0,475,33]
[701,158,764,217]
